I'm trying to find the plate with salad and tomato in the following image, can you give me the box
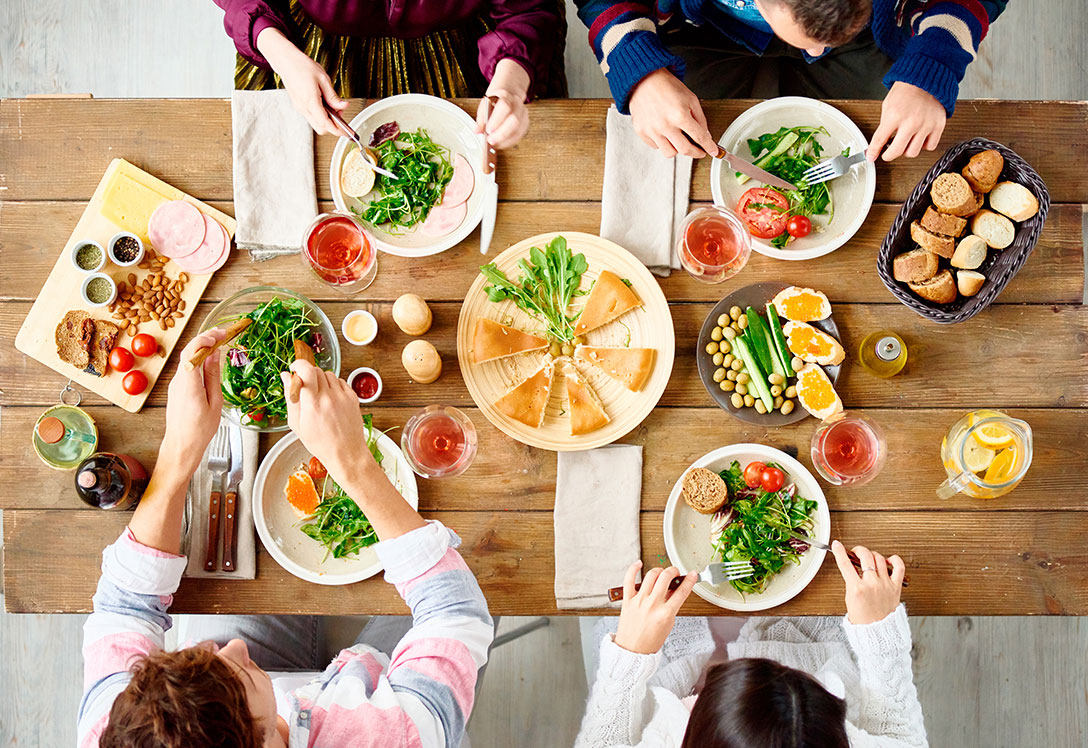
[710,97,875,261]
[252,420,418,586]
[664,443,830,612]
[330,94,485,258]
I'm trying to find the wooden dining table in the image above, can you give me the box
[1,98,1086,616]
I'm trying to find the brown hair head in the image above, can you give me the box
[767,0,872,47]
[100,646,263,748]
[681,658,850,748]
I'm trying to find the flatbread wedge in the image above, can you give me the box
[493,360,555,428]
[563,365,610,436]
[472,318,549,363]
[574,270,642,336]
[574,346,655,392]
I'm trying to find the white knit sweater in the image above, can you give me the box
[574,605,928,748]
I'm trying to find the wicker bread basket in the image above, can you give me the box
[877,138,1050,324]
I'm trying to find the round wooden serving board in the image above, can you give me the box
[457,232,675,451]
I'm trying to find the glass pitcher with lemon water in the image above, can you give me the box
[938,410,1032,499]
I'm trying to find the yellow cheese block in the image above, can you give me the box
[99,161,172,243]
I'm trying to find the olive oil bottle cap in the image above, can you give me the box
[875,336,903,362]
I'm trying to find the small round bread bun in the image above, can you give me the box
[682,467,728,515]
[341,148,377,198]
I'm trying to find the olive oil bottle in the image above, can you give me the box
[858,331,907,378]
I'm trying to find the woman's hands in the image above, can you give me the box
[280,361,369,481]
[614,562,698,655]
[256,27,347,135]
[476,59,532,149]
[866,81,947,162]
[627,69,718,159]
[161,329,227,476]
[831,540,906,625]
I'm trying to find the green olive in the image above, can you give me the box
[717,313,730,327]
[719,380,735,392]
[722,353,735,367]
[706,341,719,355]
[770,384,782,397]
[561,344,574,357]
[711,326,723,341]
[754,400,768,414]
[744,394,755,407]
[785,385,797,399]
[712,352,724,366]
[730,393,744,409]
[737,315,749,330]
[574,335,586,346]
[726,370,738,381]
[735,383,748,396]
[722,327,738,339]
[549,342,562,358]
[780,400,795,415]
[712,367,727,383]
[736,372,749,384]
[730,358,744,371]
[768,372,785,386]
[791,357,804,372]
[773,395,784,408]
[729,306,743,320]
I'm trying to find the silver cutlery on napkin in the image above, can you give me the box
[204,424,231,572]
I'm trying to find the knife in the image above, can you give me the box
[783,529,909,587]
[221,424,244,573]
[685,133,798,191]
[478,96,499,255]
[323,103,397,180]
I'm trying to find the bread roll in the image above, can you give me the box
[908,269,957,304]
[956,270,986,297]
[950,235,988,270]
[930,173,978,217]
[910,220,955,258]
[961,150,1004,193]
[970,209,1015,250]
[893,248,940,283]
[988,181,1039,221]
[921,206,966,237]
[682,468,728,515]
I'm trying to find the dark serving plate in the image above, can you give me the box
[696,281,841,426]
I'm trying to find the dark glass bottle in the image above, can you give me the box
[74,453,148,510]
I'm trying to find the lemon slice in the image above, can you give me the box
[984,448,1018,483]
[962,438,996,473]
[972,422,1015,450]
[968,409,1005,427]
[341,148,377,198]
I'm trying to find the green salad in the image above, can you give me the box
[711,460,818,594]
[357,127,454,230]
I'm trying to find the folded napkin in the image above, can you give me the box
[554,444,643,609]
[231,89,318,255]
[183,426,259,579]
[600,106,693,276]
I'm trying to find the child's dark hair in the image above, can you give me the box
[680,658,850,748]
[768,0,872,47]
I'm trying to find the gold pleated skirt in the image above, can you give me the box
[236,0,567,99]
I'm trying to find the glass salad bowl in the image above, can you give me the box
[198,286,341,432]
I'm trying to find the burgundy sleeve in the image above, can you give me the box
[477,0,561,99]
[213,0,293,69]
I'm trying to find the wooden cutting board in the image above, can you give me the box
[15,158,236,413]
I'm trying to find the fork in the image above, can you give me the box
[801,151,867,186]
[607,561,753,602]
[204,424,231,572]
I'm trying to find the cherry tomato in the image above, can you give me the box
[743,461,767,488]
[786,215,812,238]
[122,370,148,396]
[307,457,327,483]
[248,409,265,423]
[736,188,790,240]
[109,347,134,373]
[760,466,786,493]
[131,333,157,357]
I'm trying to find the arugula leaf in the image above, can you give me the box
[718,461,747,495]
[354,128,453,230]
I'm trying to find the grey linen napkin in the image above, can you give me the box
[231,89,318,255]
[554,444,643,609]
[600,106,693,277]
[183,426,259,579]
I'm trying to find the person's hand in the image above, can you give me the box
[866,81,947,162]
[476,59,532,149]
[613,562,698,654]
[256,27,346,135]
[627,69,718,159]
[280,361,369,480]
[161,329,227,474]
[832,540,906,625]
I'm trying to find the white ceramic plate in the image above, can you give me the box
[330,94,485,257]
[663,443,830,611]
[710,97,876,261]
[253,431,419,585]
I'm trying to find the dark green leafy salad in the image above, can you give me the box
[356,125,454,230]
[711,459,818,594]
[735,126,847,249]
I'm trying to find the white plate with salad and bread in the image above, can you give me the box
[664,443,831,612]
[711,97,876,261]
[330,94,485,258]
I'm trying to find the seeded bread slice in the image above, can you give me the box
[920,206,966,237]
[85,320,121,377]
[910,220,955,258]
[893,248,940,283]
[930,173,978,217]
[682,467,728,515]
[908,269,957,304]
[56,310,94,370]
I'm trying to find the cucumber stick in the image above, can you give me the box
[765,303,794,379]
[736,131,800,185]
[762,324,788,379]
[745,308,775,374]
[732,335,775,411]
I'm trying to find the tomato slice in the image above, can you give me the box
[307,456,328,483]
[736,188,790,240]
[743,461,766,488]
[760,466,786,493]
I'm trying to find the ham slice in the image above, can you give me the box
[420,200,467,237]
[149,200,206,258]
[441,154,475,207]
[175,216,230,274]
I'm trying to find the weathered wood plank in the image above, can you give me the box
[2,99,1086,203]
[2,200,1083,305]
[3,406,1085,513]
[6,508,1088,615]
[3,301,1086,408]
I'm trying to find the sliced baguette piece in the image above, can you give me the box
[493,359,555,428]
[910,220,955,258]
[956,270,986,297]
[930,173,978,216]
[920,205,966,237]
[950,234,988,270]
[908,269,957,304]
[988,181,1039,221]
[961,149,1004,193]
[682,467,728,515]
[970,209,1015,250]
[893,248,940,283]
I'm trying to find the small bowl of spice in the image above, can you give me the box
[81,273,117,308]
[342,309,378,346]
[347,366,382,404]
[108,231,145,267]
[70,240,106,274]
